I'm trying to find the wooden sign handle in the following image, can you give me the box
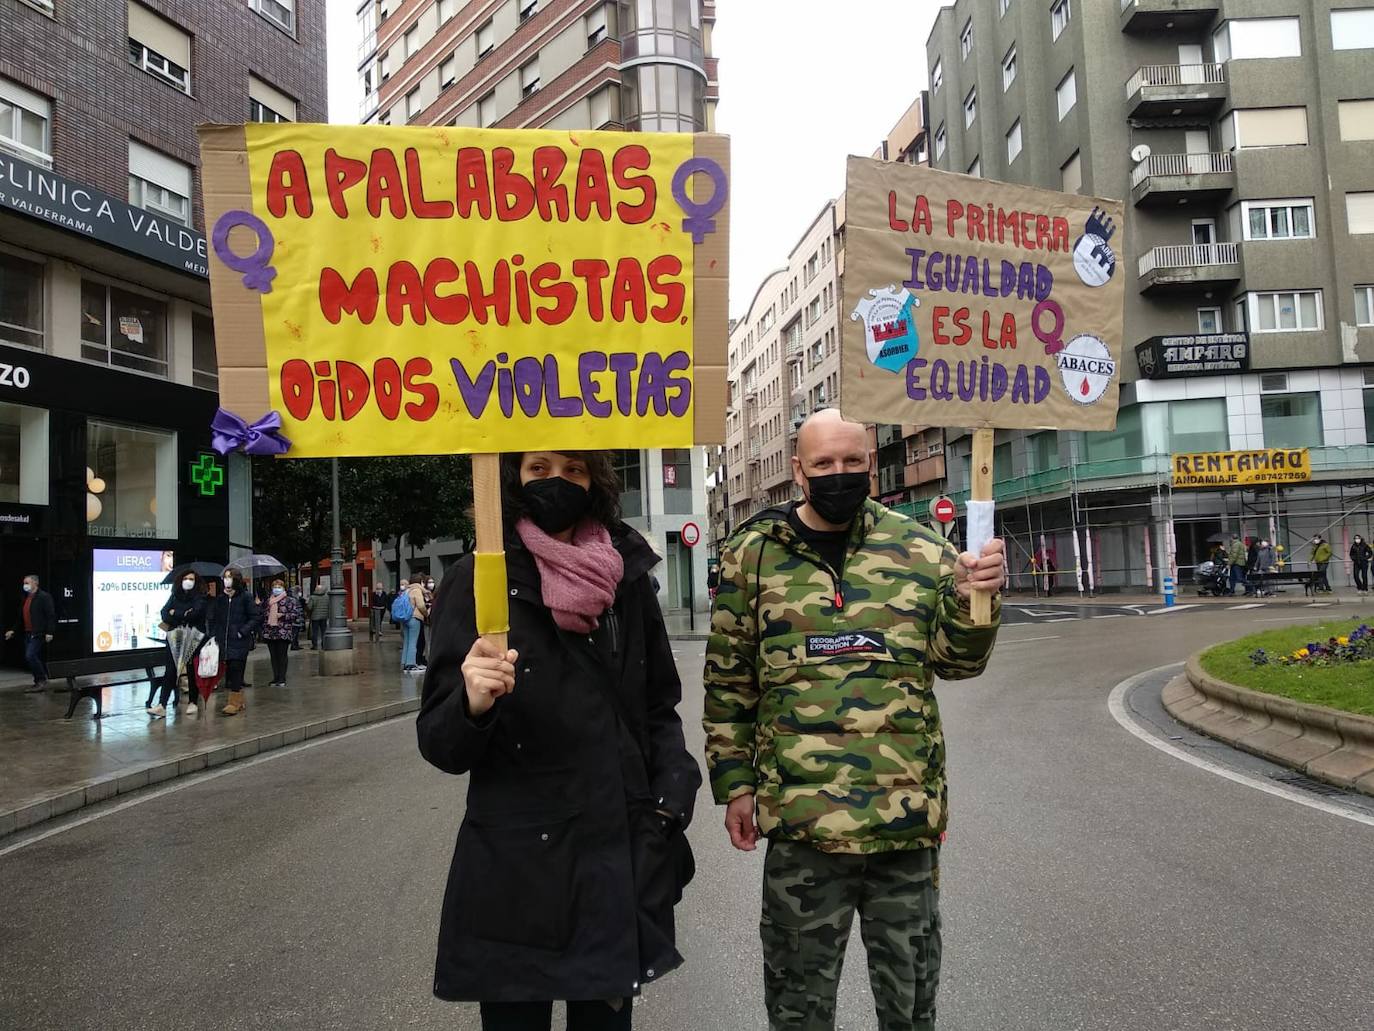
[471,452,509,653]
[969,428,994,627]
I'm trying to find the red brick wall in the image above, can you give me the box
[0,0,328,230]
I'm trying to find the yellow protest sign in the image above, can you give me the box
[198,124,729,457]
[1172,449,1311,488]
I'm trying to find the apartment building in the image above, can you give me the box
[926,0,1374,591]
[711,97,934,550]
[359,0,719,612]
[0,0,325,670]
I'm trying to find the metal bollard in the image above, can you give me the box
[1163,574,1175,607]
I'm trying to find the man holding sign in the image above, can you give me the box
[703,409,1004,1031]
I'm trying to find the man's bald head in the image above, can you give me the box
[793,408,873,483]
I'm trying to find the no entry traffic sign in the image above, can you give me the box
[929,496,956,524]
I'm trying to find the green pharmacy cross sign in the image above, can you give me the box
[190,452,225,497]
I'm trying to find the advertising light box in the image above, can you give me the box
[92,548,174,652]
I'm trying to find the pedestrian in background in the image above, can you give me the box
[369,582,389,640]
[208,568,261,716]
[6,574,55,693]
[1312,535,1333,592]
[393,579,409,632]
[417,449,699,1031]
[289,585,304,649]
[261,577,301,687]
[151,571,207,717]
[704,410,1005,1031]
[400,574,428,673]
[1350,534,1371,593]
[309,581,329,648]
[1226,533,1247,596]
[415,573,436,667]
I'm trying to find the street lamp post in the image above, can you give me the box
[320,457,356,675]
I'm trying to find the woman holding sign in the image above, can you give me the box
[417,450,700,1031]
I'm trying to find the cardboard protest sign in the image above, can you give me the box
[841,157,1124,432]
[197,124,729,457]
[841,157,1125,624]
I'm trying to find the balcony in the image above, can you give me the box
[1130,152,1235,207]
[1120,0,1220,33]
[748,437,761,460]
[904,454,946,489]
[785,340,803,364]
[1137,243,1241,294]
[1125,63,1226,119]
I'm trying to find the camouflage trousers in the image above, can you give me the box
[760,840,941,1031]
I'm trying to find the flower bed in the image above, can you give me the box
[1250,623,1374,668]
[1198,619,1374,717]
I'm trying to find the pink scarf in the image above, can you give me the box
[515,517,623,633]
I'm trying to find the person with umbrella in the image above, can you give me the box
[208,566,262,715]
[151,570,209,717]
[261,576,302,687]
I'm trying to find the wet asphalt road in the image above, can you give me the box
[2,603,1373,1031]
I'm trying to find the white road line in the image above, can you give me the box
[1108,666,1374,830]
[1227,603,1264,610]
[1045,617,1078,623]
[998,635,1061,644]
[0,714,409,860]
[1306,603,1331,608]
[1092,614,1126,619]
[1146,604,1199,615]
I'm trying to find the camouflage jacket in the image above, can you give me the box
[702,499,1000,854]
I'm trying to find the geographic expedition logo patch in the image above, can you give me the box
[804,631,890,658]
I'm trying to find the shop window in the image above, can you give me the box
[0,250,44,350]
[0,76,52,167]
[1261,392,1323,449]
[1168,398,1228,453]
[0,400,49,505]
[192,311,217,389]
[81,280,169,377]
[86,419,178,539]
[613,448,642,518]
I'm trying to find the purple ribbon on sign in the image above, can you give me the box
[211,210,277,293]
[210,408,292,456]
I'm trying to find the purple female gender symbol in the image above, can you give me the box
[212,210,277,293]
[671,157,728,244]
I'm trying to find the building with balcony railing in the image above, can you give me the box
[925,1,1374,594]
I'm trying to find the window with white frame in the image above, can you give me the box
[0,78,51,167]
[960,19,973,59]
[81,279,169,377]
[1354,284,1373,326]
[1051,0,1070,40]
[128,2,191,93]
[1002,46,1016,90]
[248,0,294,34]
[0,250,44,350]
[520,58,540,97]
[934,123,946,160]
[1056,68,1077,120]
[1246,290,1323,333]
[1197,307,1223,333]
[476,19,494,58]
[931,58,942,93]
[439,55,456,89]
[477,91,496,127]
[1220,107,1309,149]
[1006,119,1023,162]
[1240,199,1314,241]
[1348,192,1374,234]
[405,86,420,120]
[587,4,608,47]
[967,157,982,178]
[963,87,977,128]
[1212,18,1301,62]
[519,0,538,22]
[404,25,418,58]
[127,140,192,226]
[1331,8,1374,50]
[248,74,295,122]
[437,0,454,23]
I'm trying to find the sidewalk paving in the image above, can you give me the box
[0,633,422,840]
[1003,589,1370,607]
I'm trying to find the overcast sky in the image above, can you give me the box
[325,2,940,319]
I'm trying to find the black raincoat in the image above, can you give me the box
[417,523,700,1003]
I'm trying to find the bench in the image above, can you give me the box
[1245,570,1319,598]
[48,652,168,720]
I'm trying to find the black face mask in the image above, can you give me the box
[805,471,870,526]
[521,476,592,534]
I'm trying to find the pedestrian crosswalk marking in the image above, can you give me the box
[1306,602,1331,608]
[1146,604,1199,615]
[1092,613,1126,618]
[1227,603,1263,610]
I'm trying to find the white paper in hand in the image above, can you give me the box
[965,500,995,559]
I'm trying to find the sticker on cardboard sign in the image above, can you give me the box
[1057,334,1116,405]
[851,286,920,374]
